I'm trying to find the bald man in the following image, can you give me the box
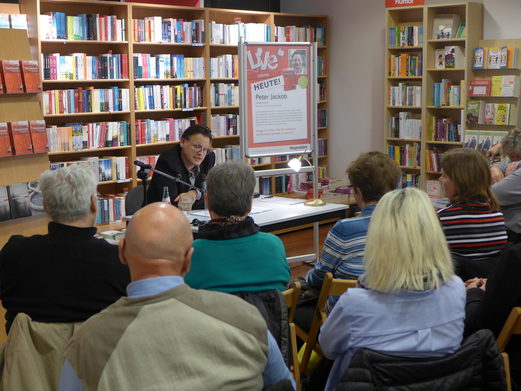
[58,203,295,391]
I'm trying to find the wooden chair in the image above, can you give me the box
[283,282,301,390]
[300,272,357,374]
[496,307,521,391]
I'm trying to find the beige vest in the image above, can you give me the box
[65,284,268,391]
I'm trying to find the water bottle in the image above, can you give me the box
[162,186,171,204]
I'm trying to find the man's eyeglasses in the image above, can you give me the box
[190,143,210,155]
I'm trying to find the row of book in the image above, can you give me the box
[318,109,328,127]
[387,112,421,140]
[319,80,327,101]
[211,114,239,137]
[466,101,514,125]
[43,87,130,115]
[209,22,270,44]
[399,173,420,189]
[432,79,461,107]
[0,60,41,93]
[46,121,130,153]
[469,76,520,98]
[50,156,130,183]
[317,56,326,76]
[132,17,204,44]
[317,138,327,156]
[0,182,45,222]
[40,13,126,41]
[210,83,239,107]
[0,14,28,30]
[434,46,465,69]
[427,116,461,142]
[134,84,202,110]
[0,120,48,157]
[273,25,326,46]
[388,53,423,77]
[134,154,159,177]
[135,117,196,145]
[388,24,423,48]
[210,54,238,79]
[388,83,422,107]
[133,54,204,79]
[42,53,129,81]
[214,145,241,164]
[96,193,126,224]
[387,143,420,167]
[473,46,519,69]
[464,130,507,153]
[425,147,443,172]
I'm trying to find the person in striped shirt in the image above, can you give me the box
[305,151,401,314]
[437,148,508,261]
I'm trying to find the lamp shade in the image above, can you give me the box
[288,157,302,172]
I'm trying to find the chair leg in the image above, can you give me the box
[290,323,301,391]
[502,352,512,391]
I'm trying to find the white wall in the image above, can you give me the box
[281,0,521,179]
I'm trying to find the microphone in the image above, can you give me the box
[134,160,152,170]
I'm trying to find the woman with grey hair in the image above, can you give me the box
[185,160,290,292]
[0,164,129,333]
[490,129,521,243]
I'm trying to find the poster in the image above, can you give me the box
[241,43,313,157]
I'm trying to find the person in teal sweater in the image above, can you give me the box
[185,160,290,293]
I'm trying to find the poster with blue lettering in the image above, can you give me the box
[241,43,313,156]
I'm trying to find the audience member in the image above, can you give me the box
[0,164,130,333]
[59,202,295,391]
[490,130,521,243]
[319,188,465,391]
[147,124,215,210]
[438,148,507,263]
[185,160,290,293]
[303,151,400,314]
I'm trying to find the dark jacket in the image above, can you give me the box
[0,222,130,333]
[334,329,506,391]
[147,143,215,210]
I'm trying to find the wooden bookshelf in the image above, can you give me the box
[384,2,483,190]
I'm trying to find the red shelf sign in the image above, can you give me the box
[386,0,424,7]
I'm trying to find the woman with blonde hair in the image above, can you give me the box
[319,187,465,391]
[438,148,507,260]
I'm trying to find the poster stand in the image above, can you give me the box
[239,41,321,262]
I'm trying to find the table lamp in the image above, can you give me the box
[288,156,325,206]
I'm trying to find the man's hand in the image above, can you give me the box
[490,165,505,184]
[465,277,487,291]
[506,162,519,177]
[175,190,196,211]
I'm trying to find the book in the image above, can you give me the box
[488,47,502,69]
[500,46,509,69]
[473,47,486,69]
[466,100,484,125]
[469,80,491,97]
[8,121,33,155]
[7,181,44,219]
[28,120,49,153]
[0,60,24,93]
[455,21,466,38]
[20,60,42,93]
[483,103,495,124]
[0,122,12,157]
[491,130,509,148]
[491,75,503,96]
[435,49,445,69]
[501,75,520,97]
[432,14,460,39]
[0,14,9,29]
[507,47,519,68]
[494,103,510,125]
[9,14,27,30]
[445,46,464,68]
[0,186,10,222]
[478,130,494,153]
[464,130,480,149]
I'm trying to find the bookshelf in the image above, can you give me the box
[465,39,521,153]
[384,2,483,189]
[0,0,328,234]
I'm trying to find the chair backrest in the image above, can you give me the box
[335,329,507,391]
[300,272,357,374]
[317,272,357,323]
[282,282,301,324]
[497,307,521,352]
[0,313,82,391]
[125,186,145,216]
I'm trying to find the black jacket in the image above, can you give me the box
[334,329,506,391]
[147,143,215,210]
